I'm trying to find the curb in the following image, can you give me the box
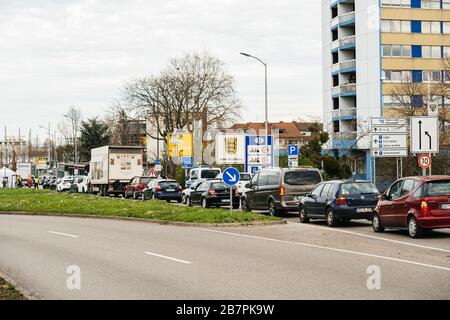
[0,270,38,300]
[0,211,287,228]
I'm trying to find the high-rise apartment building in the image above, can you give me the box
[322,0,450,180]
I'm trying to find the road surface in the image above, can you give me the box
[0,214,449,299]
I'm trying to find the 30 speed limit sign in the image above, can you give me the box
[418,154,432,169]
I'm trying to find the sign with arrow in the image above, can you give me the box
[371,134,407,149]
[410,117,439,154]
[370,117,407,158]
[222,167,240,187]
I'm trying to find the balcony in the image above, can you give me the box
[331,35,355,52]
[332,132,357,141]
[331,83,356,97]
[331,0,354,7]
[331,59,356,75]
[331,12,355,29]
[332,108,357,120]
[331,131,357,149]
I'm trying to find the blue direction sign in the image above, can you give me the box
[181,156,193,169]
[223,167,240,186]
[288,145,299,156]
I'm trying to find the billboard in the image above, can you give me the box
[167,132,193,158]
[35,157,48,170]
[245,135,274,174]
[16,162,32,179]
[215,133,245,164]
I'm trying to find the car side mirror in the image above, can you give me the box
[381,193,389,201]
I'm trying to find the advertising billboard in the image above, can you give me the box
[167,132,193,158]
[215,133,245,164]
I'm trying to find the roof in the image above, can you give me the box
[230,122,301,138]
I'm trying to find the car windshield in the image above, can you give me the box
[240,174,252,181]
[426,181,450,196]
[212,182,233,190]
[140,177,153,183]
[284,171,321,185]
[65,180,74,184]
[201,170,221,179]
[341,182,378,195]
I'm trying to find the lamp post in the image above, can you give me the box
[240,52,270,168]
[39,123,51,170]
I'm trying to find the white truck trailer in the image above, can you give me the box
[89,146,144,196]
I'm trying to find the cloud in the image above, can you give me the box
[0,0,322,139]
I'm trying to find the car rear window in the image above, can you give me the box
[340,182,378,195]
[425,181,450,196]
[140,177,153,183]
[212,182,233,190]
[201,170,221,179]
[240,174,252,181]
[159,181,178,188]
[283,170,321,185]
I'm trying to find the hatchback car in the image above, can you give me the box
[373,176,450,238]
[241,167,323,216]
[299,180,379,227]
[56,176,75,192]
[143,179,182,202]
[124,176,155,199]
[188,181,240,209]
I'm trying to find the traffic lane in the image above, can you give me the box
[1,215,449,299]
[282,213,450,251]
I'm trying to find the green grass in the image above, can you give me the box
[0,277,25,300]
[0,189,279,224]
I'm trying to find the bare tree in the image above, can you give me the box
[63,106,82,163]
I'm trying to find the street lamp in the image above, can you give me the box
[240,52,270,168]
[39,123,51,170]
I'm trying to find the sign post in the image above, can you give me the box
[287,145,299,167]
[223,167,240,213]
[418,154,432,176]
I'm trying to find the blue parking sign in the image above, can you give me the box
[288,145,298,156]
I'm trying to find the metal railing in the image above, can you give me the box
[331,83,356,96]
[331,12,355,29]
[331,35,356,51]
[332,108,357,119]
[331,59,356,74]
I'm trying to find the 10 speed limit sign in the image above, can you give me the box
[418,154,432,169]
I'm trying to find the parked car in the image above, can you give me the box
[373,176,450,238]
[299,180,379,227]
[181,179,208,204]
[236,172,252,195]
[185,167,221,189]
[143,179,182,202]
[124,176,155,199]
[56,176,75,192]
[70,176,89,193]
[188,180,240,209]
[42,178,57,190]
[241,167,323,216]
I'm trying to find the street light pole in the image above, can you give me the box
[240,52,270,168]
[39,123,51,170]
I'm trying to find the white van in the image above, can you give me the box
[185,167,221,188]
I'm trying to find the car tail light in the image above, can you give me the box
[420,201,429,215]
[154,185,161,191]
[179,186,183,191]
[280,186,285,197]
[235,188,239,196]
[137,183,145,189]
[209,188,216,195]
[336,197,347,206]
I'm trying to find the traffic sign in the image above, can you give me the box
[371,126,407,134]
[371,117,407,126]
[223,167,240,186]
[371,150,407,157]
[418,154,432,169]
[181,156,193,169]
[245,135,274,174]
[148,168,157,178]
[410,117,439,154]
[371,134,407,149]
[288,145,299,156]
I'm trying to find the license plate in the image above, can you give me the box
[440,204,450,210]
[221,199,230,203]
[166,189,175,192]
[356,208,372,213]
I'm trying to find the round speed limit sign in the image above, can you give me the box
[418,154,432,169]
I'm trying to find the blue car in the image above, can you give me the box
[299,180,380,227]
[143,179,182,202]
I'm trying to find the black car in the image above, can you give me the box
[299,180,380,227]
[188,181,240,209]
[143,179,182,202]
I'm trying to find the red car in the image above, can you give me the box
[124,176,155,199]
[373,176,450,238]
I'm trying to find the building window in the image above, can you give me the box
[381,0,411,7]
[444,71,450,83]
[383,70,412,82]
[422,46,442,58]
[421,0,441,8]
[383,95,411,108]
[444,22,450,34]
[382,45,412,57]
[422,71,441,83]
[421,21,441,34]
[444,0,450,9]
[381,20,411,33]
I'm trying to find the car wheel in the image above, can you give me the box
[232,203,240,210]
[268,200,278,216]
[299,206,310,223]
[241,198,251,212]
[408,216,423,238]
[187,197,193,207]
[326,208,338,227]
[202,198,210,209]
[177,198,182,203]
[372,213,385,233]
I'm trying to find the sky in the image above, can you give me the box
[0,0,322,142]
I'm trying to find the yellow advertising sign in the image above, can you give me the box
[167,132,193,158]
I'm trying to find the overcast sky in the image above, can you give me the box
[0,0,322,141]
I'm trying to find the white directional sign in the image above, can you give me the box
[372,150,408,158]
[371,134,407,149]
[371,126,407,134]
[410,117,439,154]
[371,117,407,126]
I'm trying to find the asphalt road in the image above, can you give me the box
[0,214,449,300]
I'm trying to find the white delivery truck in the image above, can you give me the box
[89,146,144,196]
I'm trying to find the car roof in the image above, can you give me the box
[401,175,450,182]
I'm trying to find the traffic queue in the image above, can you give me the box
[49,164,450,239]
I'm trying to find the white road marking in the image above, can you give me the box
[48,231,79,238]
[145,251,192,264]
[199,228,450,272]
[287,221,450,253]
